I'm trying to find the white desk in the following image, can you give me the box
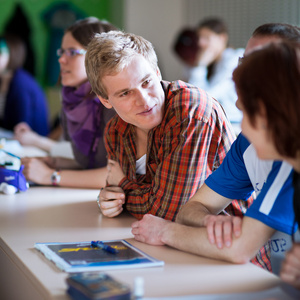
[0,186,292,299]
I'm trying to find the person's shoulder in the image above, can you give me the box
[163,80,213,122]
[223,47,245,58]
[228,133,253,165]
[235,133,251,152]
[220,48,244,67]
[12,69,43,91]
[13,68,35,82]
[104,114,127,136]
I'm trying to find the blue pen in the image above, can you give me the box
[91,241,119,254]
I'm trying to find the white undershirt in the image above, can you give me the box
[136,154,146,175]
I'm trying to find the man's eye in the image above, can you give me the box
[120,91,130,97]
[142,79,151,87]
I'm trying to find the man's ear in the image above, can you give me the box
[156,67,162,81]
[97,95,113,109]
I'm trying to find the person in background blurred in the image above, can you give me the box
[0,34,49,136]
[20,17,117,188]
[175,17,244,132]
[173,28,199,67]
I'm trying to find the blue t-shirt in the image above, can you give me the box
[205,133,295,235]
[1,69,49,136]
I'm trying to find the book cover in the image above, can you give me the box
[35,239,164,272]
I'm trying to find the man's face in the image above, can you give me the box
[99,55,165,135]
[236,97,280,160]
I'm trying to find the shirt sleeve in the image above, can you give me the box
[118,98,235,221]
[205,133,254,200]
[246,162,296,235]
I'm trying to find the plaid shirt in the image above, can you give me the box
[104,80,236,220]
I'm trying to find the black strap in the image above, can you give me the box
[292,171,300,241]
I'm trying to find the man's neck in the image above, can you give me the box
[285,151,300,173]
[135,127,148,159]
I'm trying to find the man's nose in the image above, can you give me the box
[135,89,150,106]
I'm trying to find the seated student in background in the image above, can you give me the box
[20,17,117,188]
[0,34,49,136]
[175,17,244,131]
[85,31,256,238]
[131,23,300,274]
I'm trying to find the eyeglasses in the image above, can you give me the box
[56,48,87,57]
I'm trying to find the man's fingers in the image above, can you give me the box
[214,221,224,249]
[206,222,216,245]
[100,189,125,202]
[232,217,242,237]
[223,221,233,248]
[99,200,123,217]
[100,199,123,209]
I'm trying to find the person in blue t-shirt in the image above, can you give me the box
[131,23,300,277]
[233,41,300,289]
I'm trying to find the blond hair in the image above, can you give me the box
[85,31,158,99]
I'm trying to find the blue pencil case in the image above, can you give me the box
[66,272,131,300]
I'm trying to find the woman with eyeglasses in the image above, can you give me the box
[19,17,117,188]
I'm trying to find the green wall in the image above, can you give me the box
[0,0,124,87]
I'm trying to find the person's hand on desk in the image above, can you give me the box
[97,159,126,217]
[21,157,54,185]
[131,214,170,245]
[106,159,125,186]
[203,214,242,249]
[14,122,41,146]
[97,186,125,217]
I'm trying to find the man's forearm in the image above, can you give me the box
[161,217,272,265]
[176,184,232,227]
[176,201,210,226]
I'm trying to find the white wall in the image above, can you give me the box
[124,0,186,81]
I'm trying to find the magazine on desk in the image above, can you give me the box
[35,239,164,273]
